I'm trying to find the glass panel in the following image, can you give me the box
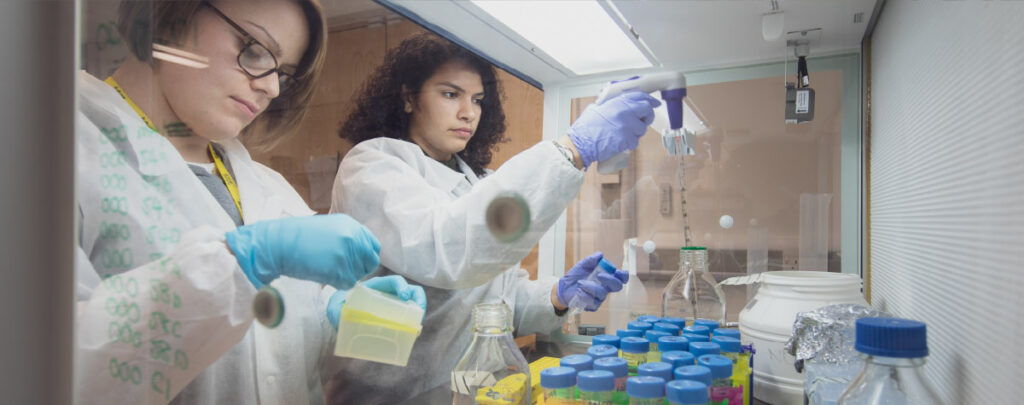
[569,70,846,329]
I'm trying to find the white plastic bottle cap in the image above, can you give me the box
[642,240,656,254]
[719,215,734,229]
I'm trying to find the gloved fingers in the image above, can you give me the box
[326,288,349,330]
[613,269,629,284]
[572,251,605,274]
[405,285,428,310]
[578,280,608,303]
[617,90,663,108]
[361,275,404,294]
[595,271,624,292]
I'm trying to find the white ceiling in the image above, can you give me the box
[335,0,878,86]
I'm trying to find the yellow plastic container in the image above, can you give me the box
[333,282,425,366]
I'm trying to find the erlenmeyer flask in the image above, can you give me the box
[661,247,726,323]
[451,302,531,404]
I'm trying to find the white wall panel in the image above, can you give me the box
[870,1,1024,403]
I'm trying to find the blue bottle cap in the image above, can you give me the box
[667,380,709,405]
[620,337,650,353]
[587,344,619,360]
[661,317,687,329]
[594,357,628,378]
[578,370,615,392]
[617,329,643,338]
[689,342,721,357]
[658,336,689,352]
[693,319,719,331]
[626,376,666,399]
[653,322,681,335]
[673,365,712,386]
[697,354,733,379]
[560,354,594,373]
[682,333,709,343]
[661,351,696,368]
[637,315,661,324]
[628,321,654,332]
[593,334,621,348]
[712,336,741,353]
[645,330,671,344]
[637,362,674,382]
[855,317,929,358]
[713,328,740,340]
[683,325,710,336]
[598,258,618,273]
[540,366,577,389]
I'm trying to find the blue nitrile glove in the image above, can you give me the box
[225,214,381,290]
[566,91,661,168]
[327,275,428,329]
[556,252,629,311]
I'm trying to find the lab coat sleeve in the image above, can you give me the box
[75,226,256,405]
[333,140,584,289]
[503,271,565,336]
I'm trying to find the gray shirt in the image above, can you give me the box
[188,146,243,227]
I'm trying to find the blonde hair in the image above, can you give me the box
[118,0,327,150]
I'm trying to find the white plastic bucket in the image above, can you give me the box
[738,271,866,405]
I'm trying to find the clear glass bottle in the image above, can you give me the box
[662,247,726,324]
[836,318,943,405]
[451,303,531,405]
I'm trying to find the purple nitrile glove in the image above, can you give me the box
[566,91,661,168]
[557,252,629,312]
[327,275,427,329]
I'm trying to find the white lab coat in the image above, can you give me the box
[74,71,335,405]
[328,138,585,402]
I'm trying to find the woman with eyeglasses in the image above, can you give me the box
[75,1,424,404]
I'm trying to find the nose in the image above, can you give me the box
[251,71,280,99]
[457,97,477,122]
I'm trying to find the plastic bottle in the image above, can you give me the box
[836,318,942,405]
[594,357,630,405]
[682,333,709,343]
[711,336,747,405]
[617,329,643,338]
[628,321,654,333]
[683,325,710,337]
[562,354,595,374]
[594,334,621,348]
[658,336,689,353]
[644,330,671,362]
[626,376,665,405]
[653,322,681,336]
[662,247,726,324]
[693,319,719,333]
[580,370,616,405]
[697,354,734,405]
[567,258,618,334]
[637,362,674,382]
[540,366,577,405]
[451,303,531,405]
[661,317,687,330]
[619,337,650,375]
[673,365,712,387]
[588,344,620,360]
[712,328,740,340]
[667,380,710,405]
[689,342,721,358]
[637,315,661,324]
[661,350,695,369]
[609,238,649,331]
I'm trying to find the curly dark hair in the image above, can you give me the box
[339,33,507,175]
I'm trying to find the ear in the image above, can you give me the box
[402,86,414,113]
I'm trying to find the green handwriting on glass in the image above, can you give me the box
[142,175,172,193]
[149,339,189,370]
[151,370,171,401]
[149,311,182,339]
[109,357,143,385]
[100,125,128,144]
[105,297,141,323]
[100,151,128,169]
[102,274,138,297]
[99,174,127,191]
[101,196,128,216]
[157,258,181,279]
[101,247,134,269]
[108,320,143,348]
[149,280,181,309]
[146,225,181,246]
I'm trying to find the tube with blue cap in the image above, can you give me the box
[565,258,619,334]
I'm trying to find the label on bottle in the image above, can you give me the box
[451,371,497,395]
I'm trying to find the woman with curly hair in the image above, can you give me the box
[328,33,660,402]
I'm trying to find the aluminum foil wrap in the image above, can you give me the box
[784,304,890,372]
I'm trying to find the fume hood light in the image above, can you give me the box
[762,11,784,41]
[470,0,652,75]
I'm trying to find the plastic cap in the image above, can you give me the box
[587,344,619,360]
[661,317,687,329]
[598,258,617,273]
[683,325,710,336]
[661,351,696,368]
[654,322,681,335]
[620,337,650,353]
[560,354,594,373]
[673,365,712,386]
[628,321,654,332]
[697,354,733,379]
[638,362,674,382]
[689,342,721,357]
[578,370,615,392]
[540,366,577,389]
[617,329,643,338]
[645,330,670,344]
[694,319,720,331]
[682,333,709,343]
[658,336,689,352]
[712,336,741,353]
[713,328,740,340]
[594,357,628,378]
[626,376,666,399]
[680,247,707,251]
[593,334,621,348]
[667,380,709,405]
[637,315,661,324]
[855,317,929,358]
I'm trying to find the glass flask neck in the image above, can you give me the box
[472,302,512,334]
[681,249,708,272]
[862,355,927,368]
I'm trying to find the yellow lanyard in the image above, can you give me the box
[105,76,245,222]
